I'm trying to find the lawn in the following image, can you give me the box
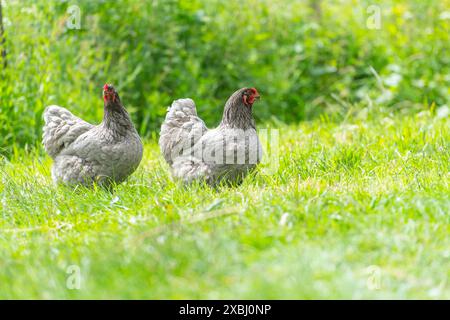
[0,108,448,299]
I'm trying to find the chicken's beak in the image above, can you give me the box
[103,84,116,102]
[103,90,114,102]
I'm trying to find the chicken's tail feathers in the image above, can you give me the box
[159,98,208,165]
[42,105,94,158]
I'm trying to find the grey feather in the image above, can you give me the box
[42,87,143,187]
[159,88,262,185]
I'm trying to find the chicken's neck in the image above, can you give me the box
[220,100,255,130]
[102,104,135,135]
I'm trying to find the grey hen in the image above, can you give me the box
[159,87,262,185]
[43,84,143,187]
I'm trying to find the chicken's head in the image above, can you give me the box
[221,87,260,129]
[103,84,120,105]
[242,87,260,108]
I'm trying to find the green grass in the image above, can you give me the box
[0,109,449,299]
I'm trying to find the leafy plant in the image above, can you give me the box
[0,0,448,155]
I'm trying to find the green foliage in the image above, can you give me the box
[0,111,448,299]
[0,0,449,155]
[0,0,450,152]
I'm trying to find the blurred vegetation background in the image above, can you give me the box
[0,0,448,155]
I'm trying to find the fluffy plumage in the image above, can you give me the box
[42,84,143,187]
[159,87,262,185]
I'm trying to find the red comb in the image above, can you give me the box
[103,84,109,90]
[250,87,259,95]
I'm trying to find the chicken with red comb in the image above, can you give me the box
[159,87,262,185]
[42,84,143,187]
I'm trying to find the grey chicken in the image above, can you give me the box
[43,84,143,187]
[159,87,262,185]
